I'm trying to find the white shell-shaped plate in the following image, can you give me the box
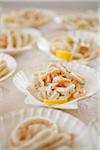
[0,27,41,55]
[13,61,100,109]
[0,107,92,150]
[38,30,100,63]
[0,53,17,82]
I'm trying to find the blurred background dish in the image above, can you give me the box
[0,106,92,150]
[0,27,42,56]
[39,30,100,62]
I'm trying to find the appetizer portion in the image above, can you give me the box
[10,117,74,150]
[30,63,86,105]
[49,31,99,60]
[1,8,53,28]
[0,60,10,79]
[0,28,33,50]
[61,11,100,30]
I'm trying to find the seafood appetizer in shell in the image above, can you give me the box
[48,31,100,61]
[0,27,41,55]
[61,11,100,31]
[0,8,54,28]
[29,63,86,105]
[13,61,100,109]
[10,117,75,150]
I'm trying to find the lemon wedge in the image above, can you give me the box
[44,99,69,105]
[2,17,16,23]
[56,49,73,61]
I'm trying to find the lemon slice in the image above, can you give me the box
[44,99,69,105]
[2,17,16,23]
[56,49,73,61]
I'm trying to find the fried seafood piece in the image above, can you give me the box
[49,31,99,61]
[1,9,53,28]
